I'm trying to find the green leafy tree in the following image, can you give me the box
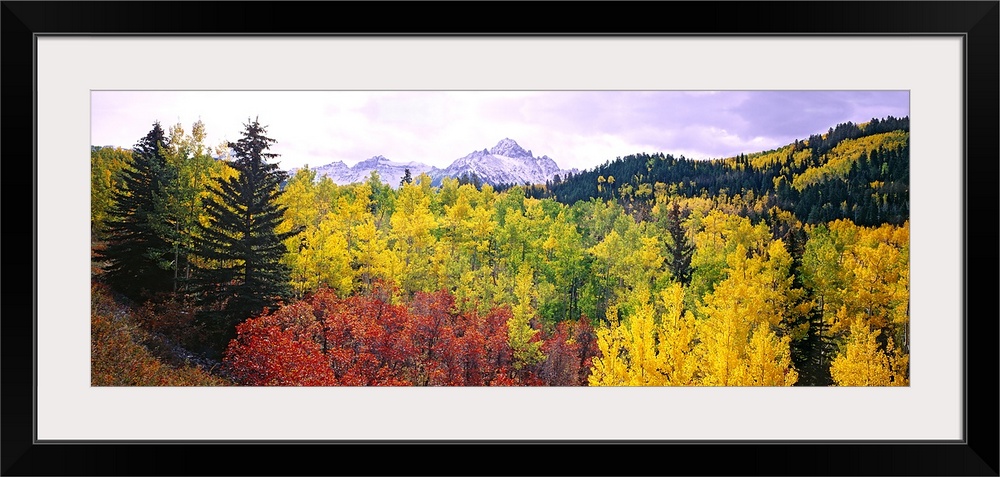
[96,122,174,300]
[157,120,222,292]
[190,118,299,349]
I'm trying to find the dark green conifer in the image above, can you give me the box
[190,118,298,347]
[97,122,174,300]
[665,201,694,285]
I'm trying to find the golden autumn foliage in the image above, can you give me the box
[656,284,698,386]
[792,131,909,190]
[390,179,440,295]
[93,117,909,388]
[693,238,800,385]
[587,306,630,386]
[741,325,799,386]
[830,319,907,386]
[587,283,698,386]
[787,219,910,387]
[508,263,546,369]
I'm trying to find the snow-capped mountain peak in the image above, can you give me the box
[489,138,532,159]
[429,138,574,187]
[352,155,385,168]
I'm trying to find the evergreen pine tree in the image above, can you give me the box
[665,201,694,285]
[96,122,175,300]
[190,118,298,348]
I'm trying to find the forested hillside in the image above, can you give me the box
[91,116,909,387]
[520,116,908,227]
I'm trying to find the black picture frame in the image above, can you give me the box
[3,1,997,475]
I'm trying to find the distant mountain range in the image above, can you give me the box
[307,156,432,189]
[288,138,577,188]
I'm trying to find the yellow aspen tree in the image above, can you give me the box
[497,200,529,272]
[339,184,372,226]
[310,215,354,297]
[816,220,909,370]
[283,225,318,297]
[887,337,909,386]
[277,168,321,297]
[626,233,667,290]
[843,242,901,332]
[278,167,320,230]
[588,228,626,320]
[181,159,239,274]
[522,198,554,260]
[656,283,697,386]
[283,219,353,298]
[695,244,799,386]
[621,298,665,386]
[739,324,799,386]
[437,176,460,210]
[351,218,400,294]
[540,211,587,322]
[314,175,339,217]
[464,201,496,272]
[333,184,373,259]
[504,199,554,315]
[821,219,862,334]
[588,305,629,386]
[801,223,849,328]
[760,239,811,341]
[689,210,773,306]
[830,319,892,386]
[588,283,704,387]
[442,190,472,266]
[858,224,909,333]
[696,297,749,386]
[508,262,545,369]
[389,180,439,295]
[91,146,132,238]
[430,237,456,292]
[156,121,236,291]
[688,210,730,302]
[440,187,500,311]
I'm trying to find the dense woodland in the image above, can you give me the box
[91,116,910,387]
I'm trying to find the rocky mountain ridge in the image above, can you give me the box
[289,139,576,188]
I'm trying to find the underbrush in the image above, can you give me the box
[91,282,231,386]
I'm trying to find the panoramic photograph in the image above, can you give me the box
[90,90,910,387]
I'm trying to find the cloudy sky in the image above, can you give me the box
[91,91,909,172]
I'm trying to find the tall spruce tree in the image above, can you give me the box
[665,201,694,285]
[96,122,175,300]
[190,118,298,347]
